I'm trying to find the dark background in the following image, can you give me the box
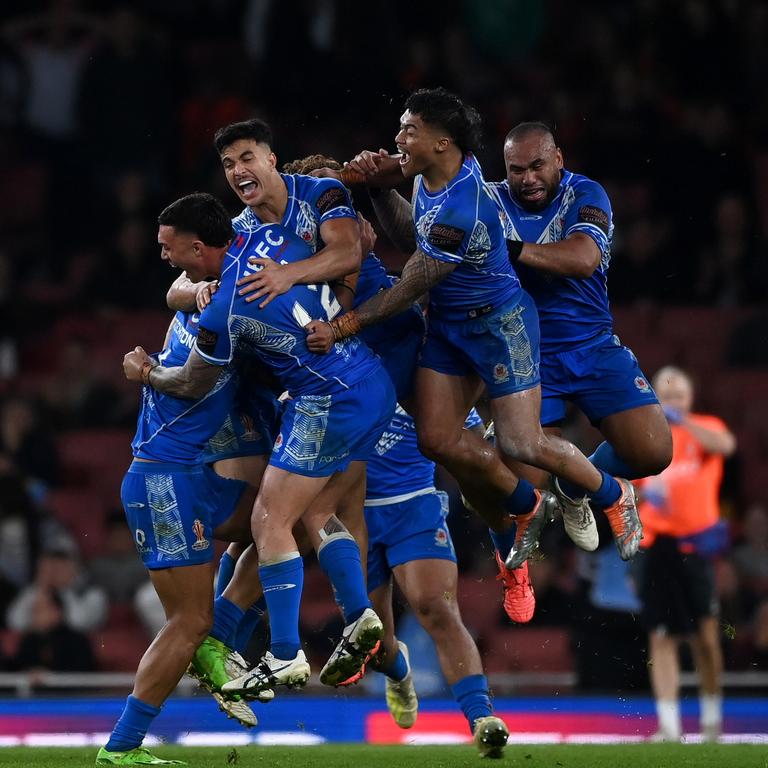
[0,0,766,688]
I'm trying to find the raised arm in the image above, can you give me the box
[369,189,417,254]
[167,273,219,312]
[305,249,455,353]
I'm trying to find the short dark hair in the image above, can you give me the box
[157,193,233,247]
[213,118,273,154]
[505,121,556,145]
[404,87,483,154]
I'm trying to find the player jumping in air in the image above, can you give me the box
[483,122,671,619]
[307,88,641,617]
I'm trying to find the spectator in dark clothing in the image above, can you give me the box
[10,586,96,672]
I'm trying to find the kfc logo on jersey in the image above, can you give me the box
[634,376,650,392]
[274,432,284,449]
[434,527,449,547]
[493,363,509,383]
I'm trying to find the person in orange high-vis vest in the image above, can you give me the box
[635,366,736,742]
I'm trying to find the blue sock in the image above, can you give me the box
[260,555,303,659]
[210,596,244,644]
[317,535,371,624]
[488,526,517,558]
[590,441,641,480]
[381,648,408,682]
[560,468,622,508]
[231,597,267,653]
[587,470,622,508]
[451,674,493,733]
[105,695,160,752]
[501,479,537,517]
[215,552,236,598]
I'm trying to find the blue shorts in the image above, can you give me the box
[202,389,281,463]
[365,490,456,593]
[420,291,540,398]
[269,367,396,478]
[360,306,425,402]
[540,333,660,426]
[121,460,246,570]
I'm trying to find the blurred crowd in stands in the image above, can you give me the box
[0,0,766,687]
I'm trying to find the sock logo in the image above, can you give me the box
[263,583,297,592]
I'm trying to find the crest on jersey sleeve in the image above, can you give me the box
[464,220,491,266]
[296,200,319,249]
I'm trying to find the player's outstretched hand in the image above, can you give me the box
[123,346,151,382]
[305,320,335,354]
[358,212,377,254]
[238,258,294,308]
[196,279,219,311]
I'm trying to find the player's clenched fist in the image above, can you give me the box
[305,320,335,354]
[123,346,154,383]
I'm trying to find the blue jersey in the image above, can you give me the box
[366,406,483,501]
[413,154,521,320]
[486,170,614,353]
[355,251,390,304]
[131,311,236,463]
[195,225,382,396]
[232,174,356,249]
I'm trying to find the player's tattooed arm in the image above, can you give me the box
[123,346,222,400]
[305,249,454,353]
[370,189,417,253]
[512,232,602,279]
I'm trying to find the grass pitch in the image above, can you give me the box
[0,744,766,768]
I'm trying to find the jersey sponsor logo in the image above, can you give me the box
[634,376,650,392]
[175,322,197,350]
[274,432,284,449]
[434,527,449,547]
[196,326,218,354]
[493,363,509,383]
[578,205,610,234]
[135,528,151,554]
[316,186,348,216]
[428,223,465,253]
[191,518,210,551]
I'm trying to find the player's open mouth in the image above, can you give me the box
[399,151,411,166]
[238,179,259,199]
[521,187,545,202]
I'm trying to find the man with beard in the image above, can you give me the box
[484,122,672,618]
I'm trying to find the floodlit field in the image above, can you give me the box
[1,743,767,768]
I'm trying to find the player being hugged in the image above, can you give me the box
[307,88,640,617]
[129,193,395,700]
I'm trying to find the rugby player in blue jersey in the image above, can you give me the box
[360,406,509,758]
[307,88,640,621]
[163,273,280,724]
[483,122,672,614]
[98,197,265,767]
[213,118,362,311]
[125,194,395,699]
